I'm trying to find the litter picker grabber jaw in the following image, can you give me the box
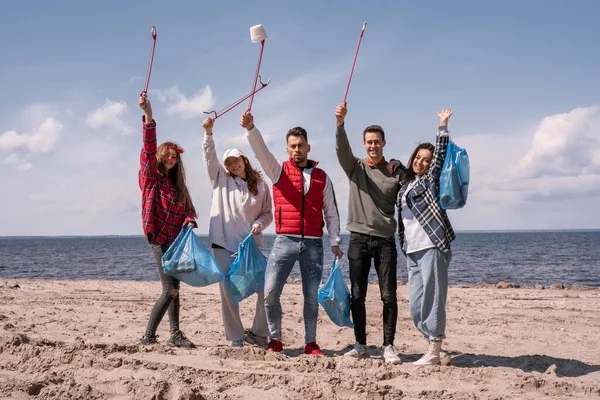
[203,75,272,119]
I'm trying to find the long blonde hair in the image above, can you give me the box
[156,142,197,217]
[226,155,263,196]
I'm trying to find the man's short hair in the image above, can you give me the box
[363,125,385,141]
[286,127,308,142]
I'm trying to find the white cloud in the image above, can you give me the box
[17,162,32,171]
[517,106,600,178]
[3,153,19,164]
[85,99,134,135]
[258,67,346,109]
[160,85,215,119]
[0,118,62,154]
[441,105,600,230]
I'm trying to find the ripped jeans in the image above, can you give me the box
[263,235,324,344]
[144,240,181,337]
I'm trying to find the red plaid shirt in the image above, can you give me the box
[139,118,196,246]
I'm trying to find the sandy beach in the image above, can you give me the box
[0,279,599,399]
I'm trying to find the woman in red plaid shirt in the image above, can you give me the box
[138,94,198,348]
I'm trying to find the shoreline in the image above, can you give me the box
[3,278,600,291]
[1,279,599,399]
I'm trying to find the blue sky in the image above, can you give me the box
[1,1,600,235]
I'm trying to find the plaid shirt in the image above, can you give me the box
[397,128,455,253]
[139,119,196,246]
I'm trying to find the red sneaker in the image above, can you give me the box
[304,342,325,355]
[266,340,283,352]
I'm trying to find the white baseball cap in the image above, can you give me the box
[222,148,244,163]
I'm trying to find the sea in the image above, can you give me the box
[0,231,599,287]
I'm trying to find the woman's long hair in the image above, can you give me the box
[226,155,263,196]
[156,142,197,217]
[403,142,435,185]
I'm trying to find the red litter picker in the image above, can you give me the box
[204,24,270,119]
[246,24,268,113]
[343,22,366,105]
[140,26,157,107]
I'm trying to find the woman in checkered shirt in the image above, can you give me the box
[398,108,456,366]
[138,94,198,349]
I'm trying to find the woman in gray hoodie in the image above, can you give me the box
[202,117,273,348]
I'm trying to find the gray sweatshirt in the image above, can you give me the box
[336,125,404,238]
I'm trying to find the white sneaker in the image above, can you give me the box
[344,343,369,359]
[381,345,402,364]
[414,340,444,366]
[231,339,244,348]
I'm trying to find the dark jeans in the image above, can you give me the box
[144,241,181,337]
[347,232,398,346]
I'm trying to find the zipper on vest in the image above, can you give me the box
[301,193,305,238]
[278,207,282,230]
[300,170,306,238]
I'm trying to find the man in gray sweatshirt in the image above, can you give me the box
[335,103,405,364]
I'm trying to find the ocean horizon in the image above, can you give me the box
[1,230,599,287]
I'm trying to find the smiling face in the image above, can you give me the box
[161,148,179,171]
[224,156,247,179]
[412,148,433,176]
[363,131,385,162]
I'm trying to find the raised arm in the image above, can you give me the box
[335,103,358,176]
[139,94,158,183]
[202,117,226,186]
[241,112,282,183]
[427,108,453,183]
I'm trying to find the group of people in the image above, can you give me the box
[137,92,456,366]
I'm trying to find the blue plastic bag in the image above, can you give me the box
[317,259,354,328]
[161,225,224,287]
[225,233,267,306]
[439,140,470,210]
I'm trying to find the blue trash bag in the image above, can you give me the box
[317,259,354,328]
[161,225,224,287]
[439,140,470,210]
[225,233,267,306]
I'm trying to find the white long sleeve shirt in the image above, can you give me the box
[203,134,273,253]
[245,126,341,247]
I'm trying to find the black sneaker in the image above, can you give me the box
[140,334,158,345]
[168,330,195,348]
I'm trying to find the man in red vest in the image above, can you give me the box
[241,112,343,355]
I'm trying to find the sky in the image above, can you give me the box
[1,0,600,236]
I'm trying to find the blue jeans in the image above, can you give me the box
[407,247,452,341]
[264,235,324,344]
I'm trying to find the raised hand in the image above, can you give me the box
[240,113,255,130]
[437,108,453,126]
[139,94,153,121]
[335,103,347,127]
[203,117,214,135]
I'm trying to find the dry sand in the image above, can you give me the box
[0,279,599,399]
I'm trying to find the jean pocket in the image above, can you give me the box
[349,233,362,243]
[384,236,396,244]
[311,238,323,247]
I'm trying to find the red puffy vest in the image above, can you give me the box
[273,159,326,237]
